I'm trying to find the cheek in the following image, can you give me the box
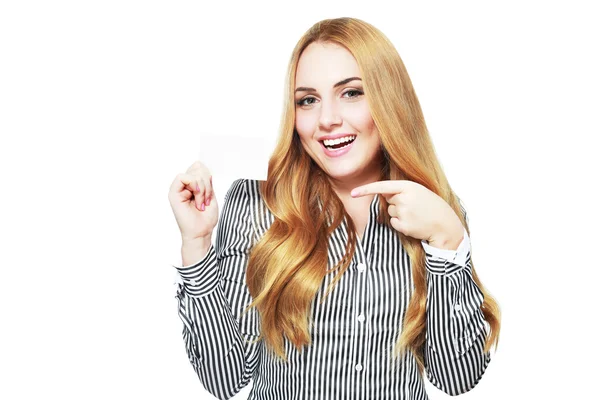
[359,106,376,131]
[295,113,316,139]
[350,106,380,150]
[345,103,375,132]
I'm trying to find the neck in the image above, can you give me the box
[328,170,381,205]
[320,152,385,208]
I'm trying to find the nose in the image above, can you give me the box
[318,99,342,130]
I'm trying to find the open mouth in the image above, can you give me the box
[320,135,357,151]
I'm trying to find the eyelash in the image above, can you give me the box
[296,89,364,107]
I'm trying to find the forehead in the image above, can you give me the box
[295,42,360,86]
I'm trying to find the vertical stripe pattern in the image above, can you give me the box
[173,178,491,399]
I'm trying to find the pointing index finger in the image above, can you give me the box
[351,180,405,197]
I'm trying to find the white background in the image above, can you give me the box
[1,0,598,398]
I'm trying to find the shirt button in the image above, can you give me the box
[357,314,365,323]
[355,364,363,371]
[454,304,462,311]
[357,263,366,273]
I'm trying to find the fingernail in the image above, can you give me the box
[196,183,200,192]
[201,202,205,211]
[206,197,210,206]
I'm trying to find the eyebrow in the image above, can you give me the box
[295,77,362,93]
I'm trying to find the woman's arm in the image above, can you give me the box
[422,199,491,395]
[173,178,261,400]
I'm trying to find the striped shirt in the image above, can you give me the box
[173,178,491,400]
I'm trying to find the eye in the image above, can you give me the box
[343,89,363,98]
[296,96,317,107]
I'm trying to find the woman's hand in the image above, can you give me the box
[168,160,218,242]
[351,180,463,247]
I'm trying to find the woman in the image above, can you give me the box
[168,17,501,400]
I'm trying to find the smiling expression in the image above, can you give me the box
[294,42,383,187]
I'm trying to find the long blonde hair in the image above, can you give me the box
[244,17,501,373]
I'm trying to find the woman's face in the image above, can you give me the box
[294,41,383,189]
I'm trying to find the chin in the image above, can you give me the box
[323,165,362,180]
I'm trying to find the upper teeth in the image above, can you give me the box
[323,136,355,146]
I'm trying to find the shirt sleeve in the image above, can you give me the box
[420,226,470,267]
[171,178,261,400]
[423,197,491,395]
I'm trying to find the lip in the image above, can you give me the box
[318,133,357,141]
[320,136,356,158]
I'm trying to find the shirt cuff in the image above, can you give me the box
[421,227,470,268]
[171,244,220,297]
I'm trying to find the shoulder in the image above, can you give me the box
[242,178,266,197]
[223,178,267,206]
[223,178,272,239]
